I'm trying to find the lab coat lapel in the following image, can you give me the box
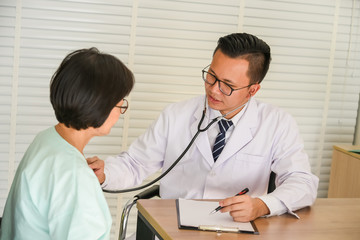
[190,102,214,167]
[214,99,258,166]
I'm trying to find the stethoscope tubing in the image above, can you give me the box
[103,109,217,193]
[103,97,248,194]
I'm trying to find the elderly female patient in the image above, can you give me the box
[0,48,134,239]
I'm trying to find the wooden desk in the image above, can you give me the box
[136,198,360,240]
[328,145,360,197]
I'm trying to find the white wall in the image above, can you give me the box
[1,0,359,238]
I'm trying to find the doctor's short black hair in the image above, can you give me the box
[214,33,271,85]
[50,47,134,130]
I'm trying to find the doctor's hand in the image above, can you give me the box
[87,156,106,184]
[218,195,270,222]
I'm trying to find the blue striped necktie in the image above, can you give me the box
[212,119,233,161]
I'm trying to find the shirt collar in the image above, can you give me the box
[207,99,250,127]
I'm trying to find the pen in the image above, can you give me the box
[209,188,249,214]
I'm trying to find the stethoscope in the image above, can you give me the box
[103,96,249,193]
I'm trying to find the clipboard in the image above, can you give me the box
[176,199,259,234]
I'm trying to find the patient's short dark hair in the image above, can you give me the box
[50,47,134,130]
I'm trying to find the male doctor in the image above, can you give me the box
[88,32,319,221]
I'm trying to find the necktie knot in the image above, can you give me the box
[218,119,233,133]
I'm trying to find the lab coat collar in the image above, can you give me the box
[214,98,258,167]
[191,96,214,167]
[191,96,259,168]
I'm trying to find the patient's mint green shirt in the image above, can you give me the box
[0,127,112,240]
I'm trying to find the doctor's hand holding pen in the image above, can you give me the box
[216,189,270,222]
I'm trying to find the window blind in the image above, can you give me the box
[0,0,359,239]
[0,0,16,213]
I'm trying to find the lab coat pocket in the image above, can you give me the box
[235,152,266,164]
[232,153,269,189]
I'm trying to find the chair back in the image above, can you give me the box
[267,171,276,193]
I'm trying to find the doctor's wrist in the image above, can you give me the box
[254,198,270,218]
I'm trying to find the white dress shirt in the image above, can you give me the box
[207,101,247,150]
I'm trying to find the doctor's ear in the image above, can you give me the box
[249,84,261,97]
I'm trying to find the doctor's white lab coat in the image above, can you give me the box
[103,96,319,216]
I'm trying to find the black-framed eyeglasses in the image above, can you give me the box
[115,99,128,114]
[202,64,253,96]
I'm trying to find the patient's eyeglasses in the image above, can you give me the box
[115,99,128,114]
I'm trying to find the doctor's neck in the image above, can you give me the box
[219,100,249,120]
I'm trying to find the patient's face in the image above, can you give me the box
[95,100,123,136]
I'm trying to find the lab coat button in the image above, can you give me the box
[210,172,216,176]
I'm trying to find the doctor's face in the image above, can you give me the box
[205,50,260,119]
